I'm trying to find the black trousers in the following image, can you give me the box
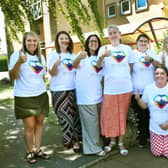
[131,95,150,145]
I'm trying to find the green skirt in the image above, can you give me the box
[14,92,49,119]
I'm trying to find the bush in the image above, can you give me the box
[0,55,8,71]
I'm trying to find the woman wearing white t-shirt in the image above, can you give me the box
[131,33,159,148]
[48,31,81,152]
[135,65,168,158]
[8,32,50,164]
[158,36,168,68]
[73,34,105,156]
[97,25,135,156]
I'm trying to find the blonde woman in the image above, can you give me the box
[9,32,50,164]
[97,25,135,156]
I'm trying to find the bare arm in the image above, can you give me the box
[135,93,148,110]
[73,51,87,69]
[49,56,61,76]
[9,51,27,80]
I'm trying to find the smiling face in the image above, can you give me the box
[154,67,168,87]
[137,36,149,52]
[58,33,70,51]
[88,36,99,54]
[25,35,38,54]
[108,27,121,43]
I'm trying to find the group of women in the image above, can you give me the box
[8,25,168,164]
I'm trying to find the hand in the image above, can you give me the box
[144,53,153,63]
[160,122,168,130]
[161,52,166,65]
[101,46,111,58]
[18,51,27,64]
[78,51,87,59]
[55,55,61,66]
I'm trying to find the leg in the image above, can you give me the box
[150,131,163,157]
[34,114,50,160]
[23,116,36,152]
[23,116,37,164]
[34,114,44,151]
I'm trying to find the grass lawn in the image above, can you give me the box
[0,55,8,72]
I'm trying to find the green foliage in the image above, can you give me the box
[124,107,138,147]
[0,55,8,71]
[88,0,104,39]
[57,0,104,45]
[0,0,34,41]
[155,30,168,54]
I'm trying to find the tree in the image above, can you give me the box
[0,0,104,47]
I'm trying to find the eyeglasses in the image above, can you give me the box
[89,40,98,43]
[138,40,148,43]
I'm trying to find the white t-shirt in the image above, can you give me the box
[98,44,135,95]
[8,51,47,97]
[76,55,103,105]
[142,83,168,135]
[132,49,156,94]
[48,51,76,91]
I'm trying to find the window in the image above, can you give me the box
[106,3,117,18]
[30,0,43,20]
[120,0,131,15]
[135,0,148,12]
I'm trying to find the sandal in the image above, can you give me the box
[35,149,50,160]
[26,152,37,164]
[97,150,106,157]
[118,142,128,156]
[104,141,116,152]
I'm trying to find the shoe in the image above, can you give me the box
[118,142,128,156]
[35,149,50,160]
[26,152,37,164]
[97,150,106,157]
[104,140,116,152]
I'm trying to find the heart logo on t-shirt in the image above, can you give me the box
[111,51,126,63]
[153,94,168,109]
[29,60,43,74]
[62,58,73,71]
[91,60,102,73]
[139,56,151,67]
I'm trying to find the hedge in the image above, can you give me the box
[0,55,8,71]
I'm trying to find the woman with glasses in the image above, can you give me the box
[131,33,159,148]
[73,34,105,156]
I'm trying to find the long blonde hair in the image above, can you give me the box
[22,31,41,62]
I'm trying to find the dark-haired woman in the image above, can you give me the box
[9,32,50,164]
[131,33,159,148]
[48,31,81,151]
[135,65,168,158]
[73,34,105,156]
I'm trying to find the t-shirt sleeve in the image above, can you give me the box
[147,50,160,62]
[142,86,149,103]
[127,46,136,64]
[8,51,20,70]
